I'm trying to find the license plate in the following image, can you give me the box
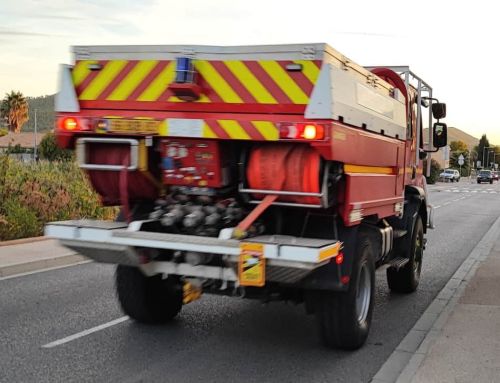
[166,118,204,137]
[109,119,160,134]
[239,243,265,287]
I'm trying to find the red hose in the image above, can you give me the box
[246,144,321,205]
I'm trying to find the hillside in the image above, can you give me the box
[23,95,55,132]
[424,127,479,150]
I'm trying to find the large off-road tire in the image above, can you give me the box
[315,236,375,350]
[116,265,183,323]
[387,217,424,293]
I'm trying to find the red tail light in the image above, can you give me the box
[279,123,326,140]
[60,117,79,131]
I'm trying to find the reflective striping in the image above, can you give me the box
[202,123,217,138]
[194,61,243,103]
[108,60,158,100]
[80,60,128,100]
[259,60,309,104]
[318,242,341,262]
[98,61,137,100]
[251,121,279,140]
[218,120,251,140]
[225,61,277,104]
[344,164,395,175]
[294,60,321,84]
[72,60,98,87]
[137,61,175,101]
[100,117,278,140]
[73,59,320,104]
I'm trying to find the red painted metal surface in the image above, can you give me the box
[160,139,226,188]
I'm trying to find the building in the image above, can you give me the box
[0,132,46,161]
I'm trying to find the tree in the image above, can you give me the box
[0,91,29,133]
[39,132,73,161]
[475,134,491,169]
[449,140,469,176]
[425,159,441,184]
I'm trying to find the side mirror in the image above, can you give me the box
[432,102,446,119]
[433,122,447,148]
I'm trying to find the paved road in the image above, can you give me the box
[2,179,500,383]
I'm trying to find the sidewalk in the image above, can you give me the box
[409,238,500,382]
[0,238,87,278]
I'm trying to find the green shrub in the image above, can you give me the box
[39,132,73,161]
[0,155,117,241]
[425,159,442,184]
[0,128,7,137]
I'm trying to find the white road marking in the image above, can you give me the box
[42,316,129,348]
[0,260,92,282]
[443,202,450,206]
[434,205,441,209]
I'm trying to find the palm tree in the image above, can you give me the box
[0,91,29,133]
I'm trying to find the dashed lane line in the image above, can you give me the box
[42,316,129,348]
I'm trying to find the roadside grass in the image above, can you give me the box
[0,155,117,241]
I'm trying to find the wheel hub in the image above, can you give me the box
[356,262,371,323]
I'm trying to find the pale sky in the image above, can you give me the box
[1,0,498,143]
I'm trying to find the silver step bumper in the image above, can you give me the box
[45,220,341,285]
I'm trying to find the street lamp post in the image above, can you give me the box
[482,146,492,169]
[486,149,496,169]
[33,109,37,161]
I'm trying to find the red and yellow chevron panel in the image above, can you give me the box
[160,119,279,141]
[72,60,321,105]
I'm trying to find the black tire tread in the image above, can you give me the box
[387,217,423,293]
[116,265,183,323]
[316,236,375,350]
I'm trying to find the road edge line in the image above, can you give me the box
[0,254,90,280]
[371,213,500,383]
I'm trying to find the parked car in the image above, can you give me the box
[439,169,460,182]
[477,170,493,184]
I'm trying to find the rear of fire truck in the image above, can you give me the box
[46,43,447,349]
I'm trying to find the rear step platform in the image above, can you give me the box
[45,219,342,284]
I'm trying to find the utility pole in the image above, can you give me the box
[34,109,38,161]
[482,146,491,169]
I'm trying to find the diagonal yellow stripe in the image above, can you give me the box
[79,61,128,100]
[137,61,175,101]
[225,61,277,104]
[72,60,98,87]
[293,60,320,84]
[107,60,158,101]
[259,61,309,104]
[251,121,279,140]
[218,120,250,139]
[203,122,217,138]
[195,61,242,103]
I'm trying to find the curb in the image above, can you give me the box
[0,253,88,279]
[371,213,500,383]
[0,236,49,247]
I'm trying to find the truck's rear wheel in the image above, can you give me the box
[387,216,424,293]
[115,265,183,323]
[315,236,375,350]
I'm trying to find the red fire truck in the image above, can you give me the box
[46,43,447,349]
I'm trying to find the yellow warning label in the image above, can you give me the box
[239,242,265,287]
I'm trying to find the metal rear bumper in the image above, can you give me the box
[45,220,341,285]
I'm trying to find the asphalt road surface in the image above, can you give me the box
[2,178,500,383]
